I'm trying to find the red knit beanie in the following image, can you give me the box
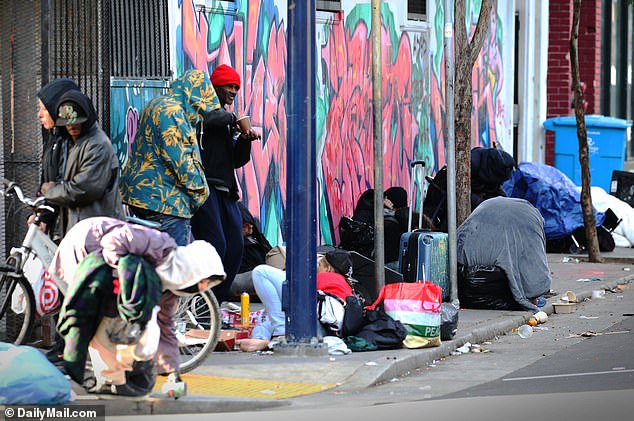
[211,64,241,89]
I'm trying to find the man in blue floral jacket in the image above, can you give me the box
[121,69,219,243]
[120,69,220,378]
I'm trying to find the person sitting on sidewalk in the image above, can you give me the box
[49,217,226,395]
[228,202,272,298]
[457,196,552,312]
[237,249,354,352]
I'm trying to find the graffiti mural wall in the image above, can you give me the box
[110,0,512,247]
[176,0,288,244]
[110,79,170,169]
[316,4,431,244]
[428,0,511,163]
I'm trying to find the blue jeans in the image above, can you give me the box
[129,206,191,246]
[251,265,286,340]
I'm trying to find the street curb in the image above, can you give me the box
[335,315,527,392]
[579,256,634,264]
[337,274,634,392]
[75,394,288,416]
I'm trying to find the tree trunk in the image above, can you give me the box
[570,0,602,262]
[453,0,493,226]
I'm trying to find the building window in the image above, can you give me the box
[110,0,171,79]
[317,0,341,12]
[408,0,427,21]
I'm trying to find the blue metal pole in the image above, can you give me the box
[283,0,317,342]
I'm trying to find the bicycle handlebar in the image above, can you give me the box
[1,179,55,213]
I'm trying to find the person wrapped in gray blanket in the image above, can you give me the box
[457,197,552,312]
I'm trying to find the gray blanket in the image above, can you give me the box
[457,197,552,311]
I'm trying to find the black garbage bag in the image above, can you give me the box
[440,303,459,341]
[458,265,523,311]
[338,216,374,258]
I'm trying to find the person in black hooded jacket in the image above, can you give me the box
[229,202,272,297]
[34,78,81,236]
[41,90,124,236]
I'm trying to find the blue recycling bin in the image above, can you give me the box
[544,115,632,191]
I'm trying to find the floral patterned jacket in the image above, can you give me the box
[120,70,220,217]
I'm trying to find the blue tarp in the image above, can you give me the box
[502,162,605,240]
[0,343,70,404]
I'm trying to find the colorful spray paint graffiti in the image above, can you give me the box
[110,79,170,168]
[178,0,288,243]
[111,0,508,248]
[428,0,506,159]
[176,0,432,245]
[317,5,431,243]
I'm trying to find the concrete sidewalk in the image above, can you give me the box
[74,249,634,416]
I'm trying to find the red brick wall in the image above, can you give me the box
[546,0,602,165]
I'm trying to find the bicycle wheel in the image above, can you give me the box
[175,290,221,373]
[0,273,35,344]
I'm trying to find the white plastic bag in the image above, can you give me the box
[89,306,161,388]
[17,252,61,316]
[126,305,161,361]
[317,291,345,333]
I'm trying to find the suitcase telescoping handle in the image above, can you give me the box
[408,160,426,232]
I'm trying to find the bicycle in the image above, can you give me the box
[0,179,221,373]
[0,179,58,344]
[174,289,221,373]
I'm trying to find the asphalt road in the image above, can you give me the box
[446,316,634,398]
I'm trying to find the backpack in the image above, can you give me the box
[316,290,345,336]
[341,294,366,337]
[353,308,407,349]
[338,216,374,258]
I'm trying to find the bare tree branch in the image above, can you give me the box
[570,0,602,262]
[468,0,493,67]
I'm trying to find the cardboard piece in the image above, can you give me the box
[215,329,250,352]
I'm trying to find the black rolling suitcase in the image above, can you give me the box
[398,161,450,301]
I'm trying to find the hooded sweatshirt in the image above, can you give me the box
[36,79,81,229]
[43,90,124,235]
[120,70,221,217]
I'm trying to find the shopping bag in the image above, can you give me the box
[21,252,61,316]
[368,281,442,349]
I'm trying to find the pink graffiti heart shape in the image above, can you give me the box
[126,107,139,152]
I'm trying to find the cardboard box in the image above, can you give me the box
[214,329,250,352]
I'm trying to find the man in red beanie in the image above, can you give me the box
[210,64,240,107]
[192,63,260,304]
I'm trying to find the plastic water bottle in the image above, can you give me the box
[240,292,250,327]
[517,324,533,339]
